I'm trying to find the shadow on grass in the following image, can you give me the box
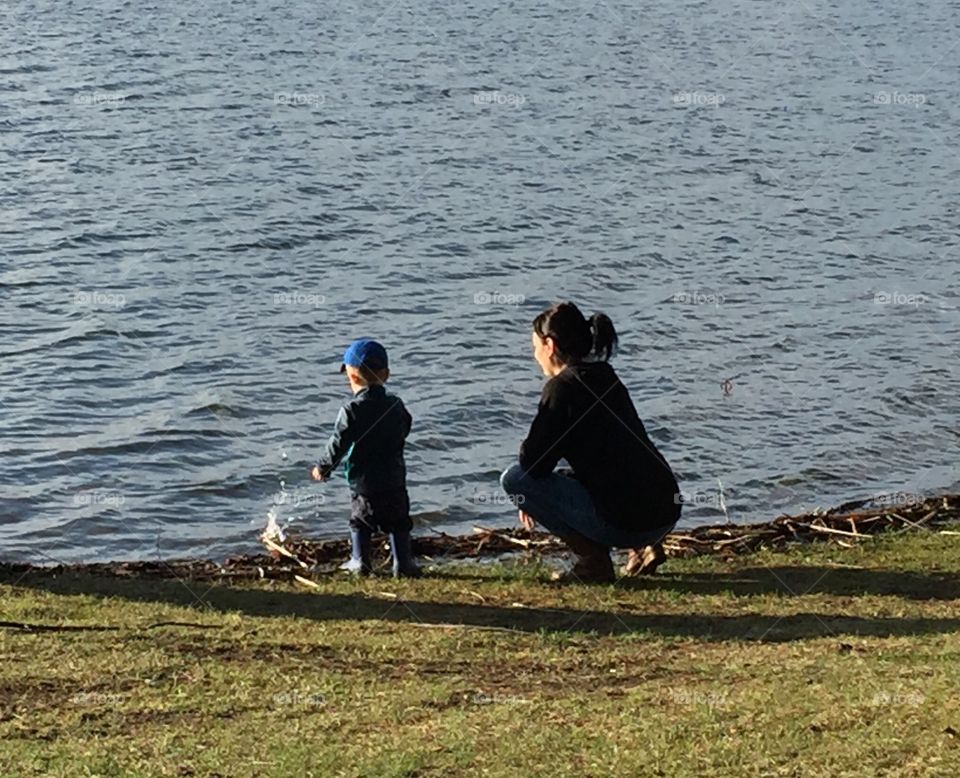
[4,566,960,642]
[433,563,960,601]
[615,565,960,601]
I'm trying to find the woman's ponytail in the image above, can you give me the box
[533,302,618,365]
[589,313,618,362]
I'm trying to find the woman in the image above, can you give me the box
[500,301,681,582]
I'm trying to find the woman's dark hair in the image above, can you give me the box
[532,302,618,364]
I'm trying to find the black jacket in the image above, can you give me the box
[316,385,411,496]
[519,361,680,530]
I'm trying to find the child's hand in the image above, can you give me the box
[311,466,325,482]
[518,509,535,531]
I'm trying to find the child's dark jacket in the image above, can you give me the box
[316,385,411,497]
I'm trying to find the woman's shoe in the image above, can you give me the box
[623,542,667,576]
[550,554,615,583]
[551,530,615,583]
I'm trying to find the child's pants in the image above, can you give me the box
[350,489,412,534]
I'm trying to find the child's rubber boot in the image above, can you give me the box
[340,526,372,575]
[389,531,422,578]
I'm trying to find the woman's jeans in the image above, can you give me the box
[500,463,676,549]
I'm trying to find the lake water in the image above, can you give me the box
[2,0,958,563]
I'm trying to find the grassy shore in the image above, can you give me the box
[3,528,960,777]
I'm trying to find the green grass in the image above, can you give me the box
[3,530,960,777]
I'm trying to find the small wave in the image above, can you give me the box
[183,402,247,419]
[152,427,240,439]
[775,468,845,487]
[411,510,453,526]
[0,322,117,359]
[183,479,250,497]
[225,233,333,251]
[427,242,471,256]
[52,231,156,249]
[43,433,236,463]
[0,63,55,74]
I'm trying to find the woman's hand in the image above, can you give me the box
[518,509,536,531]
[311,466,325,482]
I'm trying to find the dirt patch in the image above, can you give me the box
[0,676,140,711]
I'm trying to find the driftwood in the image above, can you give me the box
[1,495,958,584]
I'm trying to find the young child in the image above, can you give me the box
[310,338,420,578]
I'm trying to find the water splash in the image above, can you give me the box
[261,478,295,543]
[262,507,286,543]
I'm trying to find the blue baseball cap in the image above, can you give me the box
[339,338,389,373]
